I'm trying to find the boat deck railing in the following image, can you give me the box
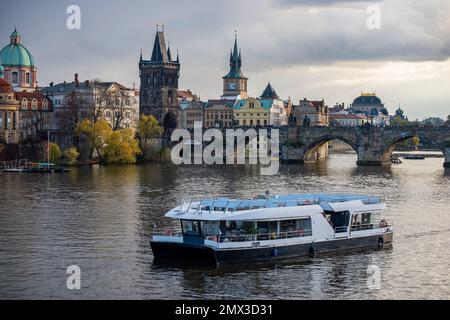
[213,229,313,243]
[350,220,393,232]
[152,227,183,237]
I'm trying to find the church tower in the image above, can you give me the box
[139,27,180,124]
[221,34,248,100]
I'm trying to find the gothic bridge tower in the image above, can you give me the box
[139,26,180,129]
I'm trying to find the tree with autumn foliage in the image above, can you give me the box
[77,118,140,164]
[103,128,141,164]
[137,115,163,160]
[76,119,112,162]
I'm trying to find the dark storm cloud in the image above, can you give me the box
[1,0,450,120]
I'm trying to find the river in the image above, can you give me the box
[0,154,449,299]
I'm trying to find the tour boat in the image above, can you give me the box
[150,192,393,265]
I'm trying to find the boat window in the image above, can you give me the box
[236,202,251,211]
[190,201,200,210]
[351,211,382,231]
[181,220,201,236]
[221,220,254,235]
[280,220,296,232]
[256,221,277,240]
[329,211,350,229]
[201,221,220,237]
[296,218,312,231]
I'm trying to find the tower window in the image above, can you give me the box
[26,73,30,84]
[12,72,18,84]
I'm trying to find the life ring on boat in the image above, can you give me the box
[309,246,316,258]
[377,237,384,249]
[165,230,173,236]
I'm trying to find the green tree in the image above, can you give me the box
[76,118,112,162]
[63,147,80,165]
[48,143,62,162]
[445,115,450,126]
[398,136,420,150]
[390,117,410,126]
[138,115,163,159]
[103,128,141,164]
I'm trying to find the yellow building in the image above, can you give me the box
[234,97,269,127]
[0,78,20,144]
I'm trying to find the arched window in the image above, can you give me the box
[31,98,38,110]
[12,72,18,84]
[42,99,48,110]
[21,98,28,110]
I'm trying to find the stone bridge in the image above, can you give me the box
[280,126,450,167]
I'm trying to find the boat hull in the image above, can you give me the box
[151,232,393,266]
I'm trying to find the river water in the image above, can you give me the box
[0,154,449,299]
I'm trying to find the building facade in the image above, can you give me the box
[234,98,269,127]
[292,98,329,127]
[204,99,235,128]
[0,29,37,92]
[180,99,204,129]
[16,91,54,141]
[329,113,368,127]
[221,35,248,100]
[41,75,139,146]
[0,78,20,143]
[139,29,180,125]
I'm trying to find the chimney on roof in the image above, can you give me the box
[75,73,79,86]
[50,82,53,87]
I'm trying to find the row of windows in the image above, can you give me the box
[21,99,49,110]
[239,119,268,126]
[206,114,230,120]
[186,112,202,117]
[205,121,232,127]
[0,111,17,130]
[8,71,32,85]
[235,113,268,117]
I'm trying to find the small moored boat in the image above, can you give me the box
[150,192,393,266]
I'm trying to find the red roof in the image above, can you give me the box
[16,91,53,111]
[0,78,13,94]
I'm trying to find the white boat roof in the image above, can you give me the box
[165,194,385,221]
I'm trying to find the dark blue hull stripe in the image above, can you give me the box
[150,232,393,265]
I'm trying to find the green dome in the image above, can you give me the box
[0,29,35,68]
[0,43,35,67]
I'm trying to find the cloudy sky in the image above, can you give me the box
[1,0,449,119]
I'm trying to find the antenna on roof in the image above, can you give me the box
[162,23,165,32]
[156,23,159,31]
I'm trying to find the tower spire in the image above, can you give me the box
[167,42,172,61]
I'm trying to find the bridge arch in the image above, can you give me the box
[303,135,358,162]
[379,133,418,162]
